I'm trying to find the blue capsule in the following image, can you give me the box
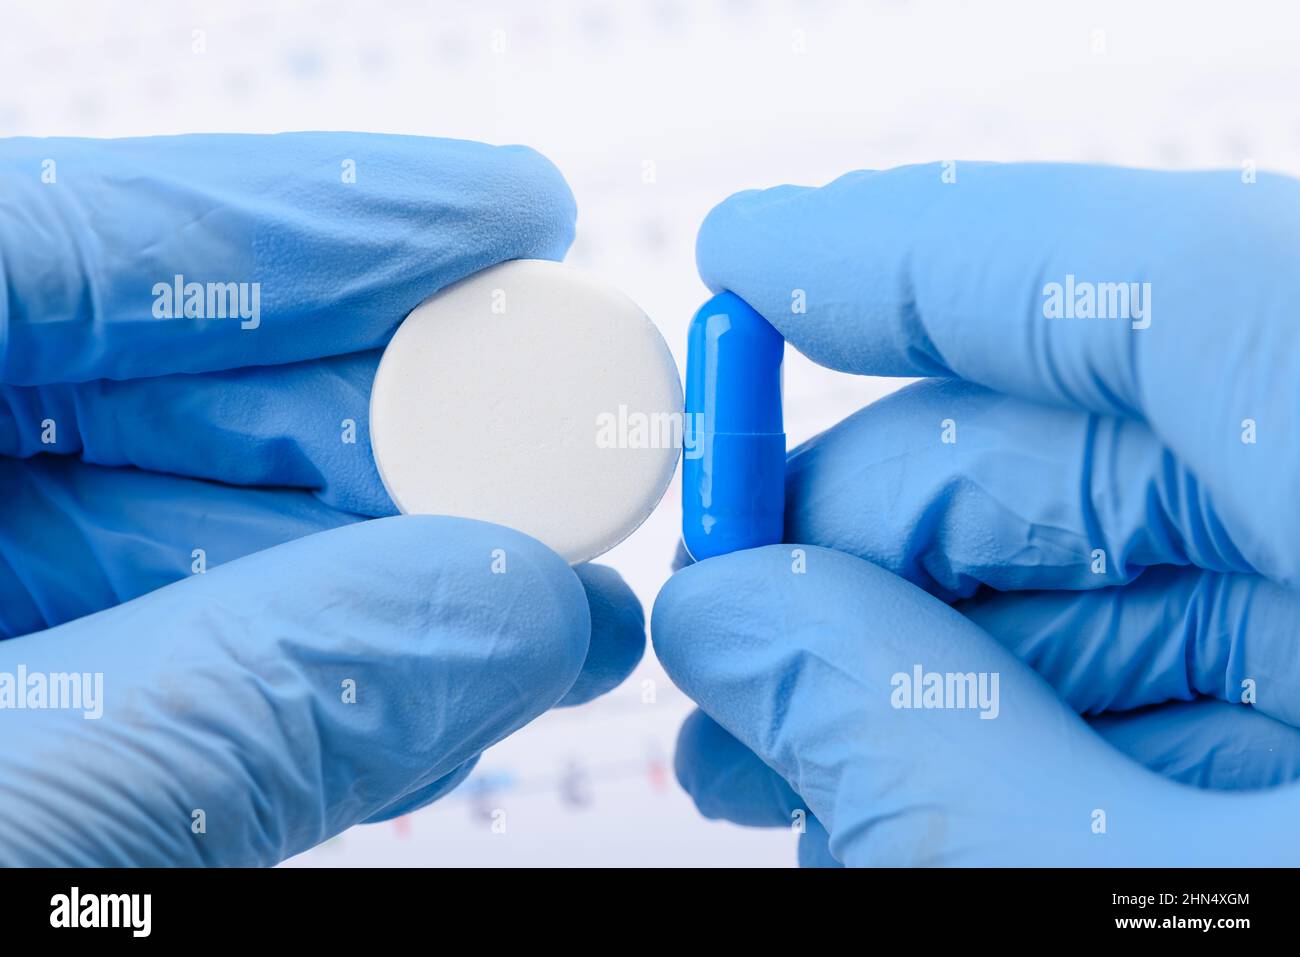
[682,291,786,560]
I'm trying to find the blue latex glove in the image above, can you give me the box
[655,162,1300,865]
[0,133,645,865]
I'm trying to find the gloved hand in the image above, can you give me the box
[654,161,1300,865]
[0,133,645,865]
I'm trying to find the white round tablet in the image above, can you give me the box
[370,259,683,564]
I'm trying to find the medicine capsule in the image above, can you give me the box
[682,291,786,560]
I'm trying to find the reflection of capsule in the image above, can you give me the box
[682,292,785,560]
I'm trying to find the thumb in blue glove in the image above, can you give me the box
[655,546,1300,866]
[0,515,626,865]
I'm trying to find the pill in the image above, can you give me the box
[370,259,682,564]
[682,291,786,560]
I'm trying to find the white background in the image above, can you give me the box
[5,0,1298,866]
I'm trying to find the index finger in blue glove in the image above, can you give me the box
[784,377,1257,596]
[698,162,1300,580]
[0,460,649,725]
[0,514,591,865]
[653,545,1300,865]
[1,351,394,515]
[959,563,1300,726]
[1089,698,1300,789]
[0,132,575,384]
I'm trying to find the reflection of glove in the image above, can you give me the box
[0,133,644,865]
[656,162,1300,865]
